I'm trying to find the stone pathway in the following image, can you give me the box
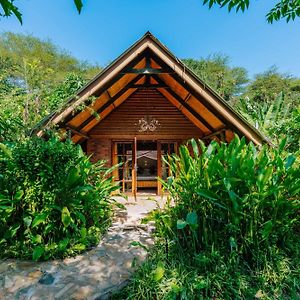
[0,196,165,300]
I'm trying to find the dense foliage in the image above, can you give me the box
[0,0,83,23]
[236,92,300,152]
[2,0,300,23]
[116,137,300,299]
[0,32,99,141]
[183,55,248,101]
[203,0,300,23]
[0,137,119,260]
[244,67,299,104]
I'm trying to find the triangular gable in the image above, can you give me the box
[33,31,270,146]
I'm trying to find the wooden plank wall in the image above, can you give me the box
[88,89,203,138]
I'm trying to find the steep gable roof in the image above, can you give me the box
[33,31,270,145]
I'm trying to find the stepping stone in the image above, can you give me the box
[38,272,55,285]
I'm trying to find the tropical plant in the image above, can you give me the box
[161,137,299,258]
[116,137,300,299]
[0,136,119,260]
[236,92,300,151]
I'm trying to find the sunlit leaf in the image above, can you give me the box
[32,213,48,228]
[73,0,83,13]
[177,219,187,229]
[32,245,44,261]
[153,261,165,281]
[61,207,72,228]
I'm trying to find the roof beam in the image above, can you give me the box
[76,74,144,131]
[149,54,235,131]
[153,75,216,133]
[128,83,169,88]
[121,67,174,75]
[202,128,226,140]
[66,125,89,139]
[58,51,148,127]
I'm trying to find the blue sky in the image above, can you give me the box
[1,0,300,78]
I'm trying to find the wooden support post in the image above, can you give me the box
[133,137,137,201]
[157,141,162,196]
[202,128,227,140]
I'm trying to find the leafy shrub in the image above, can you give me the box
[236,93,300,152]
[0,136,119,260]
[116,137,300,299]
[162,137,299,258]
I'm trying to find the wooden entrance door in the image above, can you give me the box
[136,140,158,194]
[157,141,178,195]
[112,141,136,194]
[113,140,177,196]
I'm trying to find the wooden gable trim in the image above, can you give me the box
[153,75,216,133]
[145,39,268,145]
[75,75,143,131]
[35,45,150,136]
[33,32,270,146]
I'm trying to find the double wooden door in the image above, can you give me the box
[112,139,177,195]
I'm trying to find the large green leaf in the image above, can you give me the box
[177,219,187,229]
[73,0,83,13]
[152,261,165,282]
[9,223,20,238]
[186,211,198,226]
[61,207,72,228]
[32,213,48,228]
[285,155,296,170]
[32,245,44,261]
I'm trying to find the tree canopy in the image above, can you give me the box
[245,66,294,103]
[1,0,300,23]
[203,0,300,23]
[0,32,100,140]
[183,54,248,101]
[0,0,83,23]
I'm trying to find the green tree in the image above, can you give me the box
[0,0,83,23]
[0,32,100,140]
[183,54,248,100]
[0,32,98,86]
[245,66,294,104]
[46,73,87,112]
[203,0,300,23]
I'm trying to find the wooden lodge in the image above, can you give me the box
[34,32,269,196]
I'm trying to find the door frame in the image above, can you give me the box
[157,140,179,196]
[112,138,179,196]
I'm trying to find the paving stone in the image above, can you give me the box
[4,275,14,289]
[38,272,55,285]
[72,285,94,300]
[0,196,166,299]
[28,270,43,279]
[0,262,9,273]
